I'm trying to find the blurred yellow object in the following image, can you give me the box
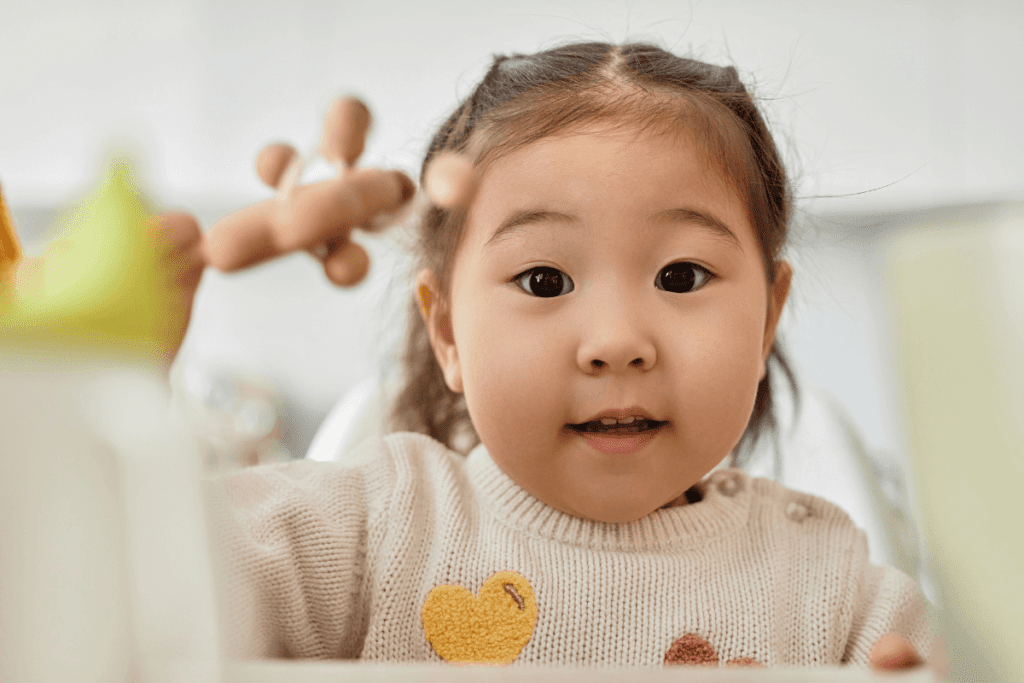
[0,161,178,359]
[885,203,1024,683]
[0,184,21,265]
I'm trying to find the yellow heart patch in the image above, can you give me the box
[422,570,537,664]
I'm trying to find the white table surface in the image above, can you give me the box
[224,660,936,683]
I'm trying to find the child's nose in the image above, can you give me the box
[586,356,649,372]
[575,297,658,374]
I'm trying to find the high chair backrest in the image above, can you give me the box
[306,372,393,465]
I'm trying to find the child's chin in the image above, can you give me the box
[555,497,660,524]
[586,507,658,524]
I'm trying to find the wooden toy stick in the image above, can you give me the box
[275,155,304,201]
[204,167,412,272]
[0,182,22,270]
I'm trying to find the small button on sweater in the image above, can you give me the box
[207,432,933,667]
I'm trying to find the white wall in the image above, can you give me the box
[3,0,1023,209]
[3,0,1023,457]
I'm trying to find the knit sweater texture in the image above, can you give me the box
[207,432,933,667]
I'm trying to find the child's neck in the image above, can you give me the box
[659,482,705,509]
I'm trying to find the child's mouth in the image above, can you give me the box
[566,419,668,455]
[567,418,668,435]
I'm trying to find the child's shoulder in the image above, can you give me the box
[239,428,458,472]
[736,469,868,545]
[212,432,461,524]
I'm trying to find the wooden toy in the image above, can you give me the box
[423,152,478,210]
[204,97,415,287]
[204,98,486,288]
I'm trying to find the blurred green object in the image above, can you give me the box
[0,160,177,360]
[885,203,1024,683]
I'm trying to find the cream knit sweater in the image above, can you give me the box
[207,432,933,667]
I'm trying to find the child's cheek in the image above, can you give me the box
[679,314,764,443]
[454,300,547,433]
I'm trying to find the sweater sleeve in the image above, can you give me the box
[841,531,935,666]
[205,454,386,660]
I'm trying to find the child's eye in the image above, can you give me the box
[514,266,574,298]
[514,263,712,297]
[655,262,714,293]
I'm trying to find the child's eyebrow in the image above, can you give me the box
[485,209,578,248]
[650,208,743,251]
[485,207,742,251]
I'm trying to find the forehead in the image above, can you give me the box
[461,125,755,252]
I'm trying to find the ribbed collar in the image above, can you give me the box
[464,442,752,552]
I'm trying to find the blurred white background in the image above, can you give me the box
[3,0,1022,463]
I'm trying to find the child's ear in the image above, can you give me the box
[760,260,793,379]
[415,268,464,394]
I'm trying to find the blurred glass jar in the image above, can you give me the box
[171,360,291,470]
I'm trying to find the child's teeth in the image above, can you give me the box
[599,416,638,425]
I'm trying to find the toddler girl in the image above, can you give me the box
[193,41,936,670]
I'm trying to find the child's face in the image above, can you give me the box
[418,125,791,523]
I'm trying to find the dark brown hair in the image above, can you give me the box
[388,41,798,467]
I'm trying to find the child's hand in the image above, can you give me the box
[869,632,948,679]
[151,210,204,367]
[870,633,921,670]
[204,97,415,287]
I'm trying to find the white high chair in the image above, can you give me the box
[306,368,926,587]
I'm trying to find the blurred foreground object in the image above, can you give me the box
[885,202,1024,683]
[0,364,221,683]
[172,360,291,470]
[0,160,220,683]
[0,183,23,272]
[0,161,184,360]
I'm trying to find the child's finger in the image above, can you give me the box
[153,211,202,252]
[930,636,949,681]
[153,211,205,289]
[869,632,922,670]
[321,239,369,287]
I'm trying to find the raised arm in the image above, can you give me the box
[153,97,417,364]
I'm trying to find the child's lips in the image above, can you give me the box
[565,421,668,455]
[567,418,668,434]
